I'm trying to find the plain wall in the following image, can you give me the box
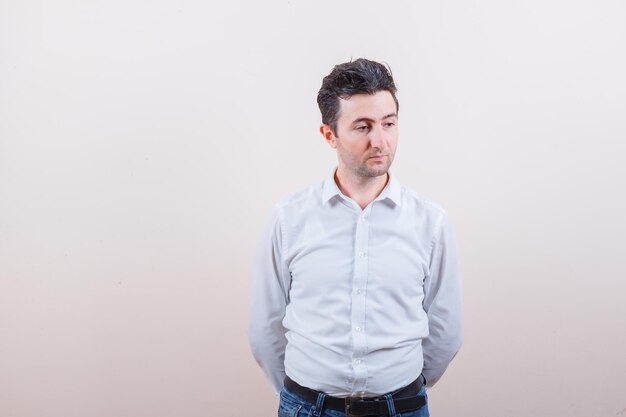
[1,1,625,416]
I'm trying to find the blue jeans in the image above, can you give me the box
[278,384,429,417]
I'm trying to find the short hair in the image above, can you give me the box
[317,58,398,134]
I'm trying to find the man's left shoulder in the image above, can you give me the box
[397,181,447,221]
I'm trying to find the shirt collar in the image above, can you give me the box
[322,168,402,207]
[378,174,402,207]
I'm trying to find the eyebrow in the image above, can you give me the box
[351,113,398,124]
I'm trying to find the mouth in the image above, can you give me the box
[368,154,387,160]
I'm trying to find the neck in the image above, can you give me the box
[334,167,389,210]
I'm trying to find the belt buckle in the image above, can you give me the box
[345,397,364,417]
[344,397,352,416]
[345,396,368,417]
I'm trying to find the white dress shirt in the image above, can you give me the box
[248,171,463,397]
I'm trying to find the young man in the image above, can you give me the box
[249,58,463,417]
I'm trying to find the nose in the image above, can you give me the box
[368,124,387,149]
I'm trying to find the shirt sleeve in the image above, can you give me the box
[421,211,463,387]
[248,206,291,394]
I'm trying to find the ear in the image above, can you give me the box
[320,124,338,149]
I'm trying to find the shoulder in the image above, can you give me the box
[274,180,324,211]
[397,180,447,220]
[268,180,326,225]
[392,179,450,243]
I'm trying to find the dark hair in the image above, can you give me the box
[317,58,398,134]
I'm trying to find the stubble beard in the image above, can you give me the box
[336,137,395,180]
[356,162,385,177]
[354,151,395,179]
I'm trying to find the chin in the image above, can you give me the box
[360,167,390,178]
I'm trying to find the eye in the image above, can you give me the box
[356,125,370,132]
[384,122,396,128]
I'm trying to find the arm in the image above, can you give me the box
[248,206,291,394]
[421,212,463,387]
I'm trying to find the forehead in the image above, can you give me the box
[337,90,397,123]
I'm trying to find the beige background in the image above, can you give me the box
[1,1,625,416]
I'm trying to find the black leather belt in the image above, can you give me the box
[284,376,426,416]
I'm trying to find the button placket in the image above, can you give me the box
[350,207,371,392]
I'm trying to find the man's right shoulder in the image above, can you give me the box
[273,179,325,212]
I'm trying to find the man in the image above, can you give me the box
[249,58,463,417]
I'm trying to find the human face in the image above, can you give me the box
[321,90,398,180]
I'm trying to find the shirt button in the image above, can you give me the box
[355,326,362,332]
[354,358,362,365]
[358,251,366,258]
[356,289,363,295]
